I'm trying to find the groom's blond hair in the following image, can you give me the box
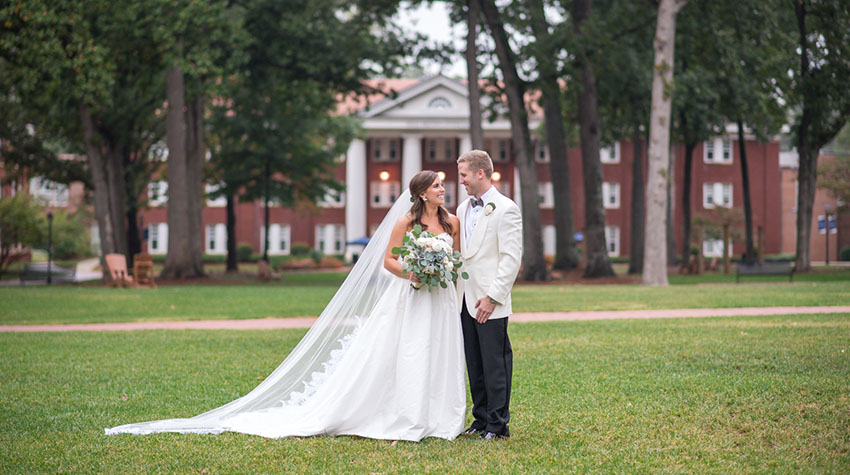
[457,150,494,178]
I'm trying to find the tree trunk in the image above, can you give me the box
[666,140,677,266]
[161,65,197,279]
[642,0,685,285]
[793,1,813,273]
[572,0,614,278]
[126,204,141,268]
[680,141,695,268]
[78,102,116,257]
[186,94,206,276]
[528,0,579,270]
[628,132,645,274]
[480,0,549,281]
[225,189,238,273]
[466,0,484,150]
[737,118,755,263]
[263,157,271,263]
[105,147,128,258]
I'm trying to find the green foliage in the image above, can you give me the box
[0,195,45,276]
[40,210,93,260]
[290,243,311,257]
[236,243,254,262]
[819,153,850,205]
[839,247,850,262]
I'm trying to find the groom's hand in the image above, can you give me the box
[474,297,496,324]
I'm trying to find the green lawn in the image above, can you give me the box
[1,314,848,472]
[1,268,848,325]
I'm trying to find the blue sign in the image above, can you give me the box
[574,232,584,242]
[818,215,826,234]
[829,215,837,234]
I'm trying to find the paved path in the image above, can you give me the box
[2,306,849,333]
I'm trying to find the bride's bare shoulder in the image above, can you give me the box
[394,214,414,229]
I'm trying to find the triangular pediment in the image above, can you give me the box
[359,75,471,119]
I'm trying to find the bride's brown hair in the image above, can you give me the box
[408,170,453,235]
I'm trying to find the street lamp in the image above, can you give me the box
[825,203,831,266]
[47,211,53,285]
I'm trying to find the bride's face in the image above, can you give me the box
[420,177,445,205]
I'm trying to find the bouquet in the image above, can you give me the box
[391,225,469,291]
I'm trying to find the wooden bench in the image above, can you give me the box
[736,262,795,283]
[257,259,281,280]
[105,253,134,287]
[132,253,157,288]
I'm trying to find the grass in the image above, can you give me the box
[1,313,848,472]
[1,268,848,325]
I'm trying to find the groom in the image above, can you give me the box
[456,150,523,440]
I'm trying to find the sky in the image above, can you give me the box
[394,2,468,78]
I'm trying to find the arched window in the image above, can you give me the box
[428,96,451,109]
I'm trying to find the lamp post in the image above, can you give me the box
[825,203,831,266]
[46,211,54,285]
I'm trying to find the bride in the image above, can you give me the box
[106,170,466,442]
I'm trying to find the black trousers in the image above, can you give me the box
[461,295,512,435]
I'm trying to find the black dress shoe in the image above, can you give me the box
[463,426,484,437]
[479,430,509,440]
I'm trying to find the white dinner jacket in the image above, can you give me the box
[456,187,523,320]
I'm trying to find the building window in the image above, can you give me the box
[261,224,291,255]
[600,143,620,163]
[603,182,621,209]
[535,140,549,162]
[147,223,168,255]
[497,139,509,162]
[605,226,620,257]
[370,181,400,207]
[703,238,729,257]
[30,177,69,207]
[493,182,511,198]
[703,183,733,208]
[428,96,452,109]
[538,182,554,208]
[443,182,457,207]
[148,180,168,207]
[372,138,400,162]
[315,224,345,254]
[205,223,227,254]
[205,183,226,207]
[704,138,733,164]
[319,190,346,208]
[426,139,455,162]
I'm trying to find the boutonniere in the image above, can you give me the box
[484,202,496,216]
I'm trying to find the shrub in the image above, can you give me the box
[237,243,254,262]
[840,246,850,262]
[290,242,311,257]
[318,256,345,268]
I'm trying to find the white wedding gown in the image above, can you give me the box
[106,212,466,442]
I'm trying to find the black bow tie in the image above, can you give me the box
[470,197,484,208]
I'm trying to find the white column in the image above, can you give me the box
[513,166,522,210]
[401,134,423,191]
[457,134,471,204]
[345,139,367,262]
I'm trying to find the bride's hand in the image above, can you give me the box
[409,273,421,284]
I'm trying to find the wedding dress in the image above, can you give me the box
[105,190,466,441]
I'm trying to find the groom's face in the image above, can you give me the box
[458,162,483,197]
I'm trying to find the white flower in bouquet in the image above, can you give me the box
[391,224,469,291]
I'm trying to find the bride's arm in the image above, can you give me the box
[384,216,412,279]
[450,214,461,253]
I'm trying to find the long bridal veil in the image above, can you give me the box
[106,190,414,435]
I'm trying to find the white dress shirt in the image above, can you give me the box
[464,185,496,243]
